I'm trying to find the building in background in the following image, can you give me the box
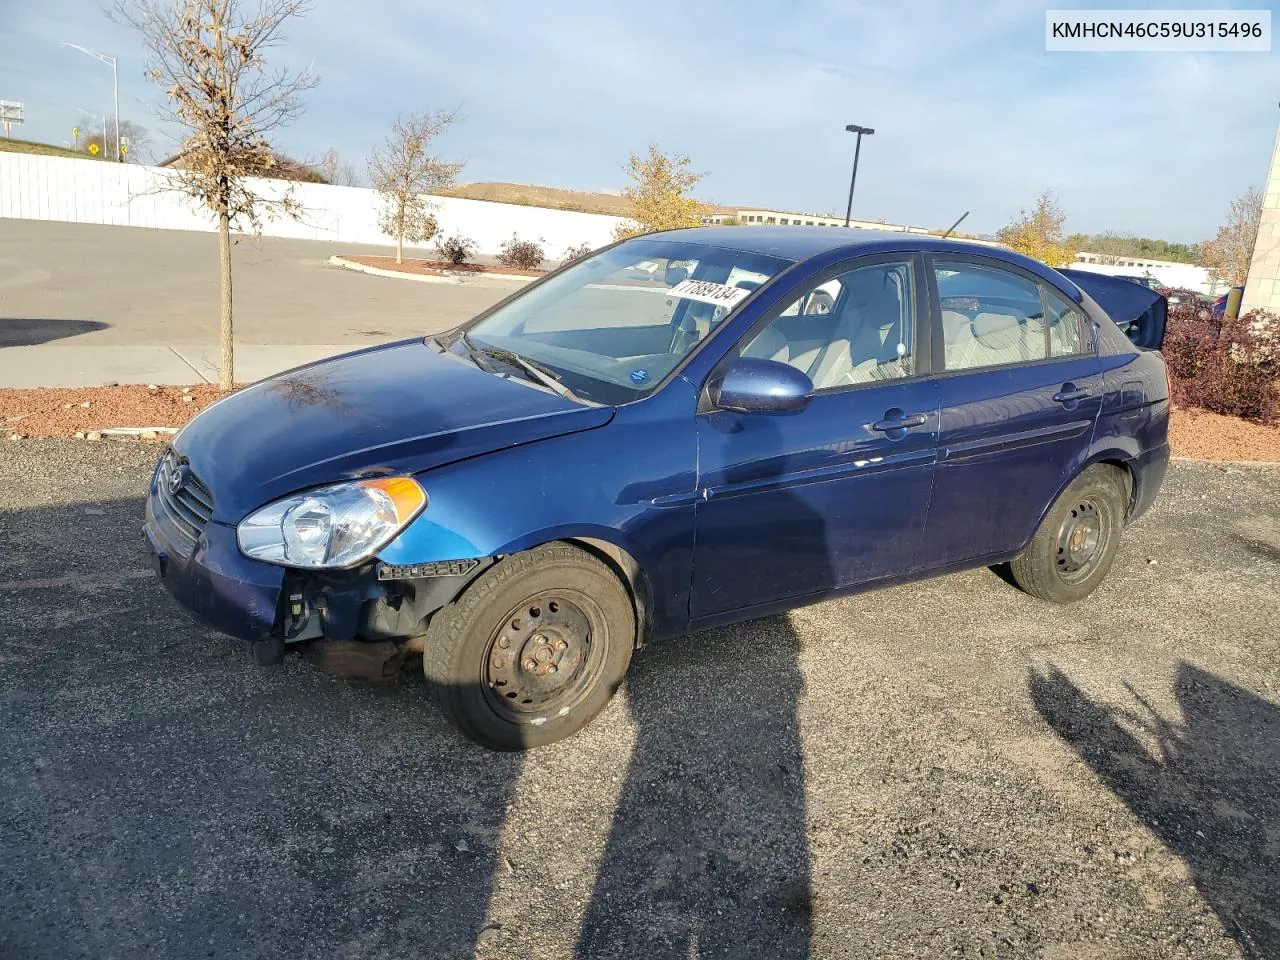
[1242,127,1280,314]
[1069,252,1217,294]
[702,208,1001,245]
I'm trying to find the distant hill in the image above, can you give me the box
[433,181,737,218]
[0,138,105,161]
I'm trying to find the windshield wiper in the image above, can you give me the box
[469,339,578,401]
[457,332,498,374]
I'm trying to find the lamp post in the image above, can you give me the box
[63,42,119,162]
[843,123,875,228]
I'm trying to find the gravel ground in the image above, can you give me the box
[1,442,1278,959]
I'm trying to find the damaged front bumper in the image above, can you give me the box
[144,481,488,674]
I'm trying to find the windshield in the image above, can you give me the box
[458,238,792,404]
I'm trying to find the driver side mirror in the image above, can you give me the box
[711,358,813,414]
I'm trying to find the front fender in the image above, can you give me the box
[376,380,701,637]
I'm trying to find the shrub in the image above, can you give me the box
[435,234,476,266]
[562,242,595,263]
[1163,307,1280,424]
[497,234,545,271]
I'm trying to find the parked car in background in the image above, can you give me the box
[145,227,1171,750]
[1115,274,1164,291]
[1162,288,1214,319]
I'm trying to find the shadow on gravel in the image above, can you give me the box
[0,317,108,346]
[0,494,524,960]
[575,616,813,958]
[1031,664,1280,958]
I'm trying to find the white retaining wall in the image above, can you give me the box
[0,152,628,258]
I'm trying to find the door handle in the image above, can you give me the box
[871,412,928,431]
[1053,386,1091,404]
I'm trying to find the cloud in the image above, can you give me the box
[2,0,1276,240]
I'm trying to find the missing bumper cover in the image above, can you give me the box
[377,559,480,580]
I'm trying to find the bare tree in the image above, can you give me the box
[82,119,152,162]
[368,111,462,263]
[116,0,317,390]
[318,147,359,186]
[1203,186,1263,288]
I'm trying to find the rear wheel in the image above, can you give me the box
[422,543,634,750]
[1008,466,1127,604]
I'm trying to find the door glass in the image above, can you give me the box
[1043,287,1094,356]
[741,262,914,390]
[935,261,1048,370]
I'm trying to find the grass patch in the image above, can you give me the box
[0,138,104,161]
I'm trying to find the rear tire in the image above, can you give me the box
[1008,466,1127,604]
[422,543,634,750]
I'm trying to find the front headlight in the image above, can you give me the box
[237,477,427,569]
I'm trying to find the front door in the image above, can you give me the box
[923,257,1106,564]
[690,257,940,620]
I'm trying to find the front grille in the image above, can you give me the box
[155,449,214,546]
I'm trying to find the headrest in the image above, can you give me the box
[972,311,1018,341]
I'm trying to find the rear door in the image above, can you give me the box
[922,256,1105,565]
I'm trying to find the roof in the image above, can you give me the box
[645,225,1079,297]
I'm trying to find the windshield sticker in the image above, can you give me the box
[668,278,752,309]
[629,368,650,384]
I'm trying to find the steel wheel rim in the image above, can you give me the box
[482,590,605,724]
[1055,496,1108,582]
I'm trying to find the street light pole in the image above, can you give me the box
[63,42,120,162]
[843,123,875,228]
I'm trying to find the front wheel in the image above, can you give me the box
[422,543,634,750]
[1008,466,1127,604]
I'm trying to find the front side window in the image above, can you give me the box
[462,239,791,404]
[935,261,1048,370]
[741,260,915,390]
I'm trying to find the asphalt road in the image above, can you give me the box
[2,441,1279,959]
[0,220,513,347]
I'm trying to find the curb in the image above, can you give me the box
[328,255,535,286]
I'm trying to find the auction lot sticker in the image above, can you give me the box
[669,279,752,308]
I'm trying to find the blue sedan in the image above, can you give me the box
[144,227,1170,750]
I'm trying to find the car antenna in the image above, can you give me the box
[940,211,970,239]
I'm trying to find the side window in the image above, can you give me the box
[741,261,914,390]
[935,261,1047,370]
[1043,287,1094,357]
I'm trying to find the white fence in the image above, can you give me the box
[0,152,628,258]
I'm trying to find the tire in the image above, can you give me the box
[422,543,634,750]
[1008,466,1128,604]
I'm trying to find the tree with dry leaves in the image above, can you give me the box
[117,0,317,390]
[998,190,1079,267]
[368,112,462,263]
[613,144,709,240]
[318,147,359,187]
[1202,186,1263,288]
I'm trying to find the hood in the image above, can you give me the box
[175,339,614,522]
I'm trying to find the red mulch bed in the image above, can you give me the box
[345,255,545,278]
[1,384,230,440]
[1168,405,1280,462]
[3,386,1279,461]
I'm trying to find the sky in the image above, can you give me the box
[1,0,1277,242]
